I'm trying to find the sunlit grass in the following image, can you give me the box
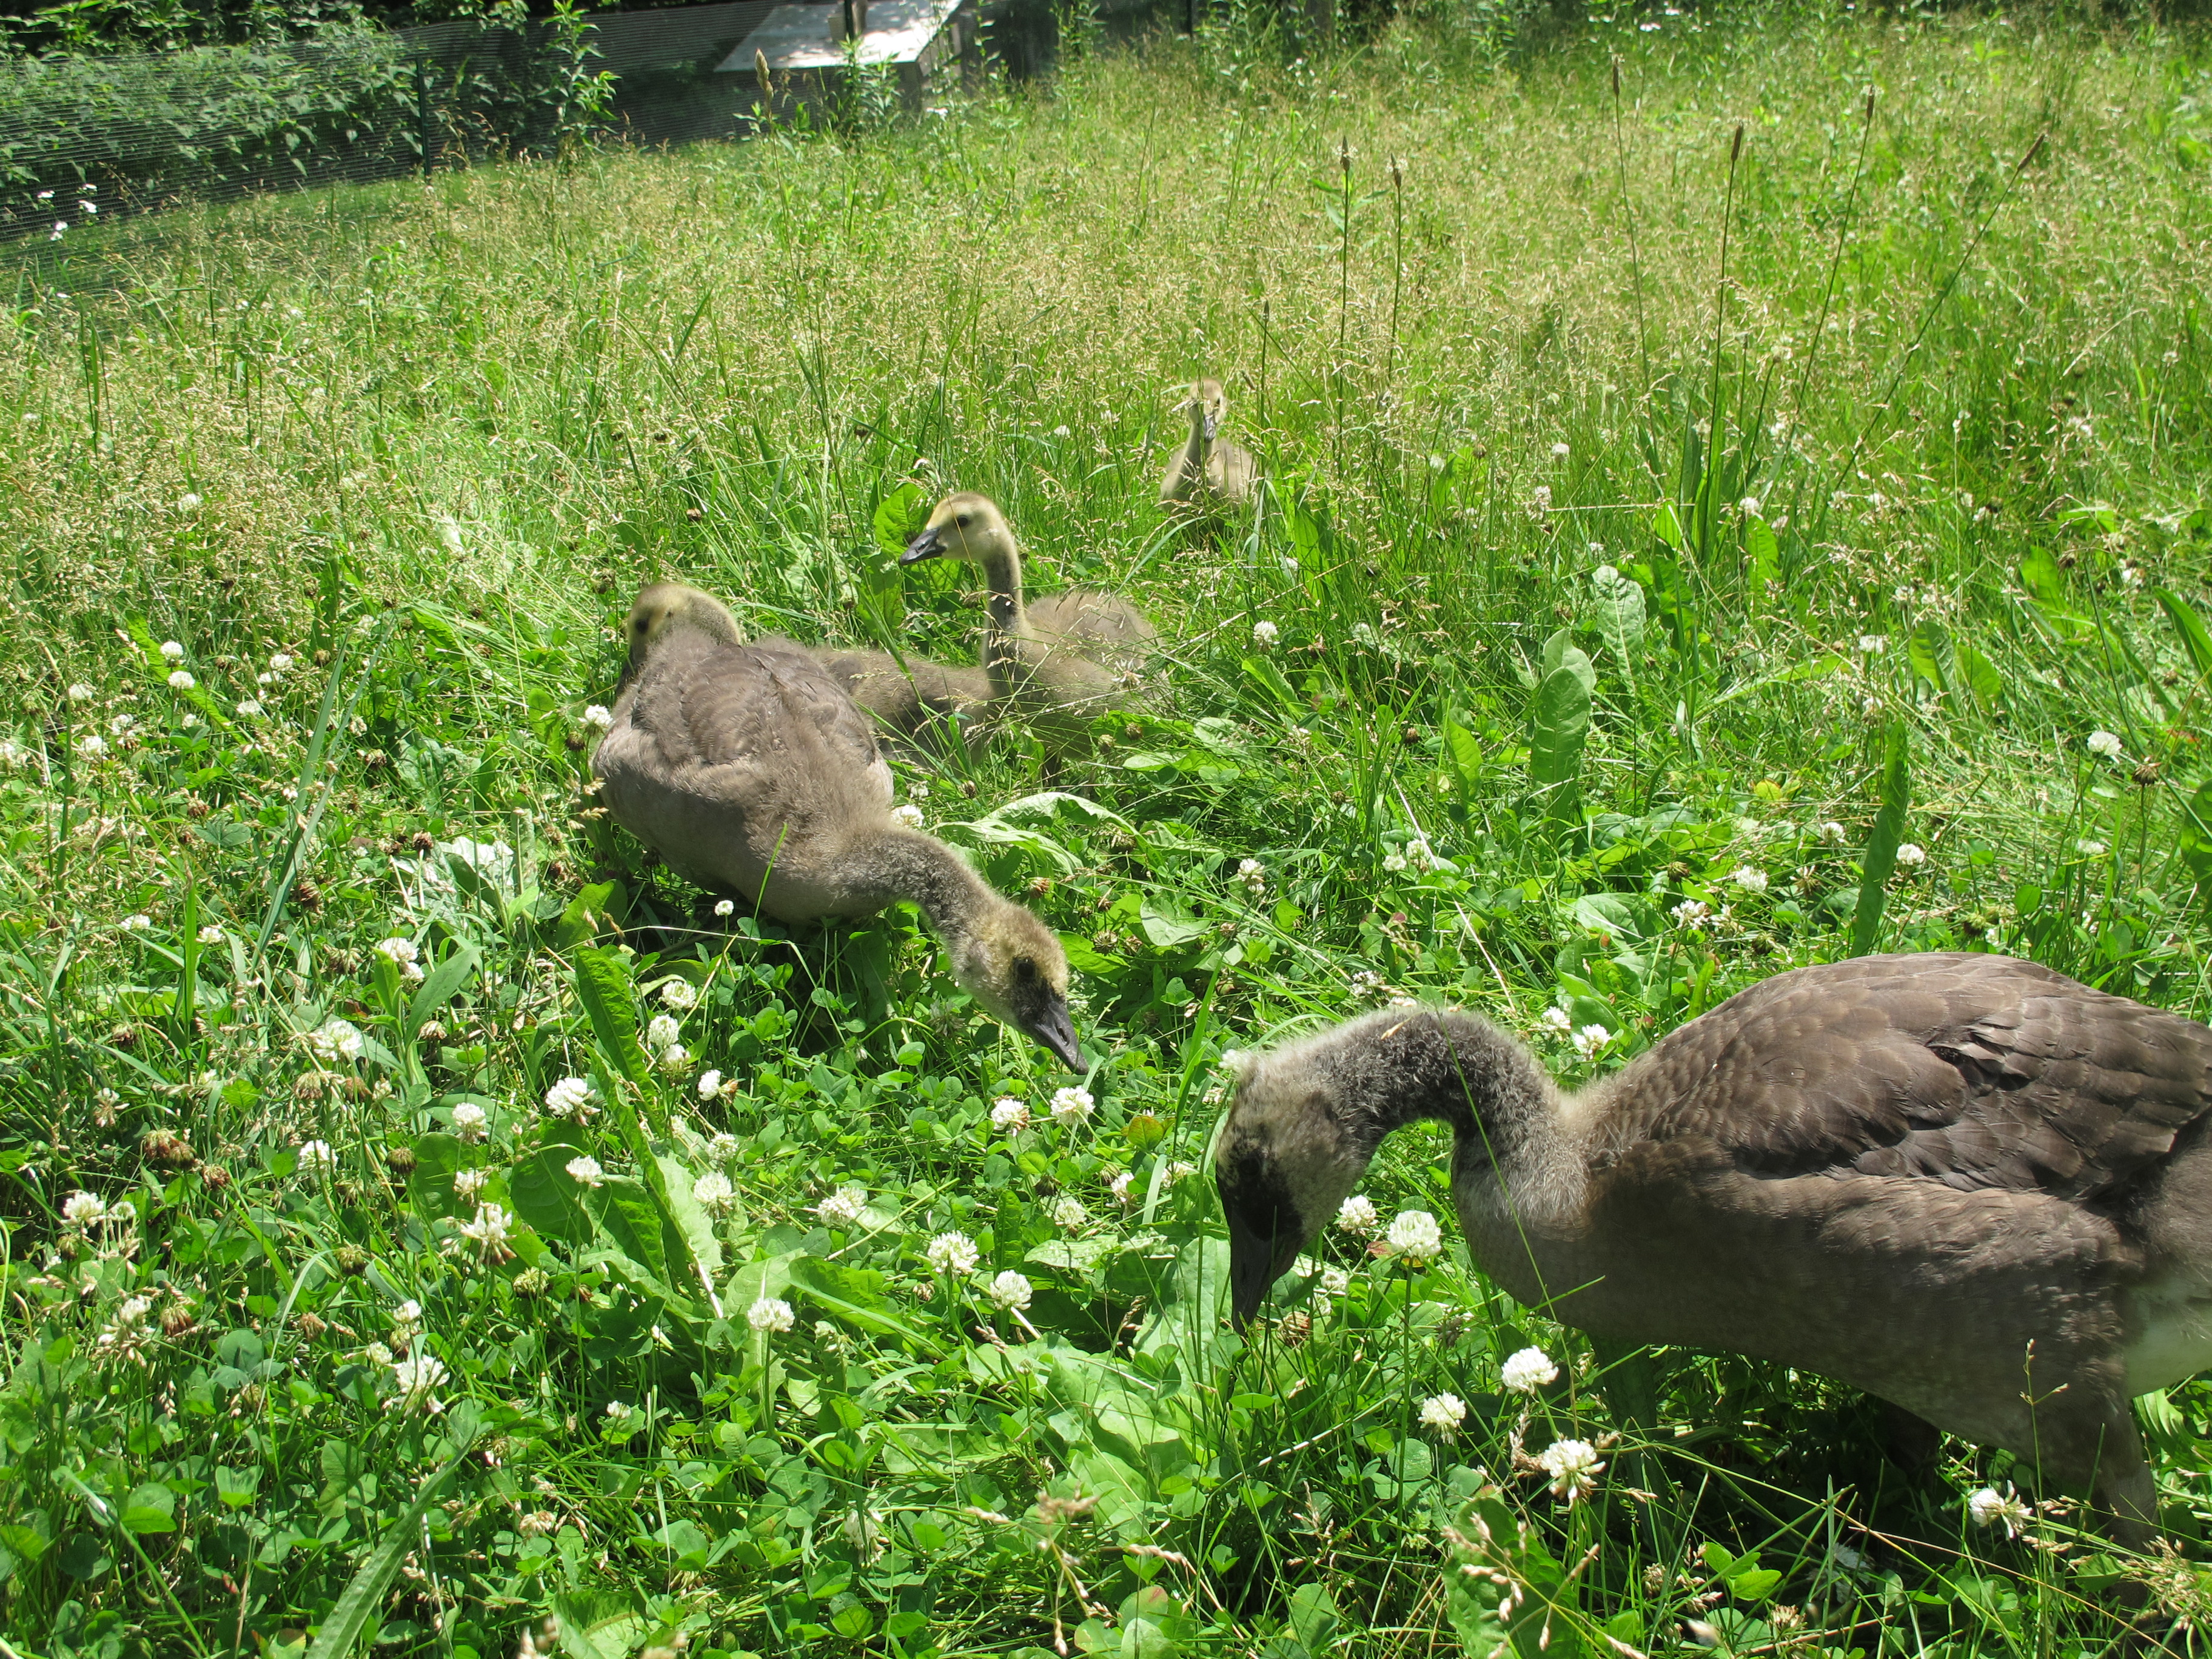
[4,5,2212,1654]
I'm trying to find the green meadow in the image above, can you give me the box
[5,4,2212,1652]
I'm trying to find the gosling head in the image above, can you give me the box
[947,896,1082,1070]
[1184,378,1228,443]
[900,492,1015,568]
[1213,1033,1372,1332]
[623,583,743,679]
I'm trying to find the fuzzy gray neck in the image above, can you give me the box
[847,826,995,940]
[1180,413,1211,475]
[975,540,1025,634]
[1336,1011,1557,1177]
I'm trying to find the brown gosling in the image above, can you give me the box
[594,583,1081,1067]
[1158,378,1258,514]
[1215,951,2212,1543]
[899,492,1158,759]
[808,645,996,760]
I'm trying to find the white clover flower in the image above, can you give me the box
[815,1187,868,1228]
[646,1013,680,1052]
[392,1299,423,1332]
[159,640,185,663]
[990,1097,1031,1133]
[1856,635,1886,655]
[1049,1087,1094,1126]
[450,1102,488,1142]
[177,493,202,512]
[122,914,150,932]
[1671,899,1715,932]
[1048,1194,1088,1230]
[308,1019,364,1064]
[544,1077,596,1118]
[1319,1265,1352,1298]
[705,1132,741,1162]
[1537,1437,1604,1503]
[454,1168,489,1201]
[695,1069,723,1098]
[925,1232,979,1275]
[375,936,419,967]
[1551,441,1571,459]
[1252,620,1279,648]
[235,699,264,718]
[1967,1483,2032,1538]
[1420,1393,1469,1433]
[1572,1024,1610,1059]
[455,1203,514,1261]
[1336,1195,1379,1237]
[987,1270,1033,1312]
[1108,1170,1134,1204]
[747,1296,796,1333]
[582,705,614,732]
[906,780,929,800]
[1386,1209,1444,1264]
[62,1191,107,1225]
[1540,1007,1572,1036]
[67,682,95,703]
[1740,496,1762,516]
[658,978,698,1011]
[167,671,196,691]
[657,1042,689,1075]
[693,1171,737,1215]
[363,1340,395,1368]
[606,1399,633,1420]
[1531,484,1553,512]
[2077,839,2108,857]
[269,653,294,675]
[890,803,925,830]
[389,1352,449,1414]
[75,732,107,759]
[714,899,736,917]
[298,1139,337,1175]
[565,1156,606,1188]
[2086,730,2123,759]
[1501,1346,1559,1393]
[1894,843,1927,867]
[1729,866,1769,894]
[1381,852,1408,874]
[1236,858,1265,898]
[1818,820,1847,843]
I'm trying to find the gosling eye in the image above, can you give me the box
[953,513,973,529]
[1010,955,1039,984]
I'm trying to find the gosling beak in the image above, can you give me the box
[1226,1202,1282,1332]
[1202,411,1221,442]
[900,527,946,565]
[1021,995,1082,1070]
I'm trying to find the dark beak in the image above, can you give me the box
[1021,995,1082,1070]
[1226,1201,1288,1332]
[900,528,945,565]
[1202,411,1221,442]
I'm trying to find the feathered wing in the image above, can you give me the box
[1594,953,2212,1203]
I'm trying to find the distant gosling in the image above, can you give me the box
[1216,952,2212,1543]
[899,492,1158,758]
[1159,377,1258,514]
[594,582,1081,1067]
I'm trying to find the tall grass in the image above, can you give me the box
[4,5,2212,1655]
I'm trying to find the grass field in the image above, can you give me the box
[5,3,2212,1653]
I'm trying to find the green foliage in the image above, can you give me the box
[4,8,2212,1657]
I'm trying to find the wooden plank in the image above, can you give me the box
[717,0,965,71]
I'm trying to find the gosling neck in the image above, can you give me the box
[1342,1011,1553,1175]
[973,536,1025,634]
[850,825,996,942]
[1180,409,1212,475]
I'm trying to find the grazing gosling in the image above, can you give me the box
[809,646,996,760]
[1158,378,1258,513]
[593,583,1081,1067]
[900,492,1158,758]
[1215,952,2212,1543]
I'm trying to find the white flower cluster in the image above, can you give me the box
[1048,1194,1088,1230]
[925,1232,979,1275]
[1336,1195,1379,1237]
[1252,620,1279,648]
[890,803,926,830]
[1500,1346,1558,1394]
[1728,865,1768,894]
[307,1019,364,1064]
[987,1270,1033,1312]
[2086,729,2123,759]
[1570,1024,1610,1060]
[375,936,424,984]
[1419,1393,1467,1433]
[1537,1438,1604,1504]
[814,1187,868,1228]
[543,1077,597,1119]
[657,977,698,1011]
[1966,1483,2033,1538]
[1894,843,1927,867]
[1385,1209,1444,1265]
[1236,858,1266,899]
[694,1171,737,1215]
[990,1096,1031,1133]
[566,1155,606,1188]
[1049,1087,1093,1126]
[298,1140,337,1175]
[748,1296,796,1333]
[389,1352,449,1415]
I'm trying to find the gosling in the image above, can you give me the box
[1215,951,2212,1542]
[809,646,996,760]
[899,493,1158,757]
[1158,378,1258,513]
[594,583,1081,1067]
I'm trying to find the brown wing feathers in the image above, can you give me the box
[1616,954,2212,1204]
